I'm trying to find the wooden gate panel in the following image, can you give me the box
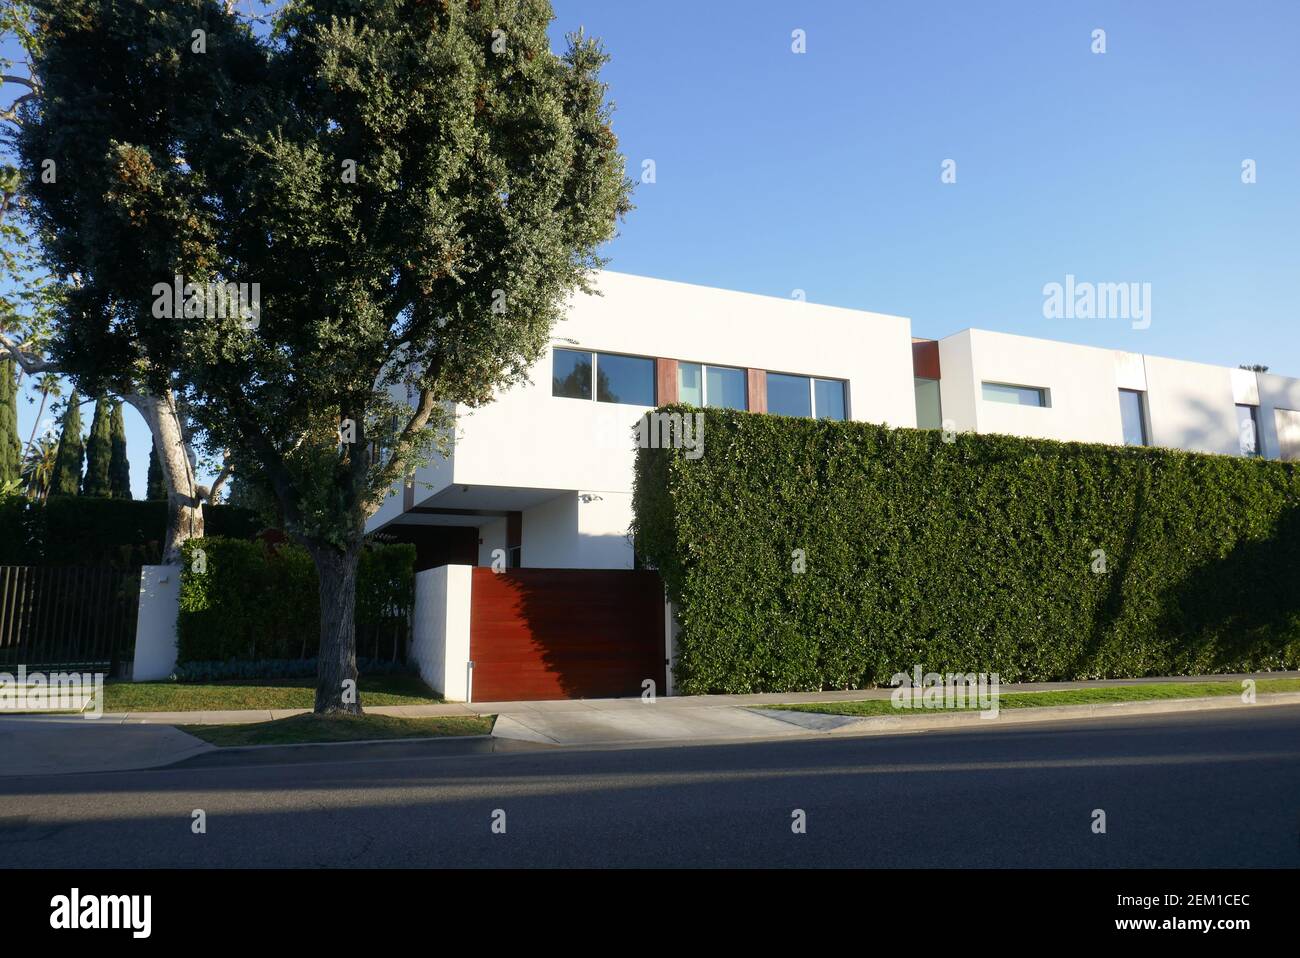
[469,568,664,701]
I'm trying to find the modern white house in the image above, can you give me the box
[366,270,1300,575]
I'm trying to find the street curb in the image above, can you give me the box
[753,691,1300,737]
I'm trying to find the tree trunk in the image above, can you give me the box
[123,391,204,563]
[309,539,363,715]
[24,389,48,457]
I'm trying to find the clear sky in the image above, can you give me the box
[548,0,1298,363]
[13,0,1300,498]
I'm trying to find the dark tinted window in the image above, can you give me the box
[552,348,592,399]
[596,353,655,405]
[814,379,846,420]
[705,365,747,410]
[767,373,812,417]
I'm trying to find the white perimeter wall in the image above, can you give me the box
[410,565,473,701]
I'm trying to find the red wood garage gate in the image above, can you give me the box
[469,568,666,701]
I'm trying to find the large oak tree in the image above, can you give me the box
[20,0,631,712]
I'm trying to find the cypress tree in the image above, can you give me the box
[146,443,167,501]
[50,392,84,496]
[0,359,20,485]
[82,396,113,497]
[109,400,132,499]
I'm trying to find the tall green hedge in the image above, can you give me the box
[632,406,1300,694]
[0,496,262,566]
[178,538,415,665]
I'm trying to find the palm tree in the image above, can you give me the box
[23,373,60,457]
[21,434,57,501]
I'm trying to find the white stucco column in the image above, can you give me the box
[410,564,474,701]
[132,564,181,681]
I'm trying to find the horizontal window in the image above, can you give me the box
[679,362,748,411]
[982,382,1049,407]
[766,372,847,420]
[552,349,655,406]
[596,352,655,405]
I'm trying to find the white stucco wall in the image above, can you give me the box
[1142,355,1239,455]
[578,491,635,569]
[1255,371,1300,460]
[410,565,473,701]
[944,329,1126,445]
[521,493,580,568]
[936,331,977,434]
[372,270,916,523]
[454,273,913,496]
[936,328,1272,458]
[363,271,1300,570]
[476,517,507,568]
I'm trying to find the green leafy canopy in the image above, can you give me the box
[19,0,632,547]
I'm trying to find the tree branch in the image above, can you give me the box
[199,459,233,503]
[0,330,60,374]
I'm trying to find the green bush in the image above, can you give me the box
[178,537,415,665]
[632,406,1300,694]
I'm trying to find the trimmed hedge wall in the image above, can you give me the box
[0,495,262,567]
[632,406,1300,694]
[178,537,415,665]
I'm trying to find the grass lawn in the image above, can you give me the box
[768,677,1300,717]
[101,672,440,713]
[181,712,495,747]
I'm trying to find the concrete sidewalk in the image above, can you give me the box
[2,671,1296,774]
[0,713,214,776]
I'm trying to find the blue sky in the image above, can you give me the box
[549,0,1298,361]
[13,0,1300,498]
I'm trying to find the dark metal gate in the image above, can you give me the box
[0,566,140,673]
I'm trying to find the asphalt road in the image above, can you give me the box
[1,705,1297,868]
